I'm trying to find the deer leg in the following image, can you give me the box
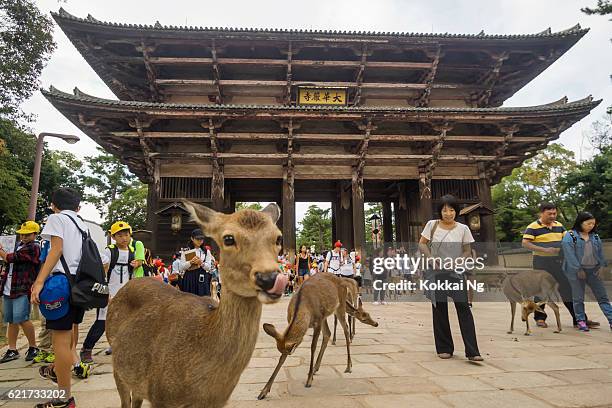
[257,353,288,400]
[508,301,516,334]
[351,314,356,341]
[548,301,562,333]
[113,371,132,408]
[336,312,352,373]
[314,319,331,373]
[332,315,337,345]
[524,311,531,336]
[306,325,322,388]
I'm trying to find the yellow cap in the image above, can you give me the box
[109,221,132,236]
[16,221,40,235]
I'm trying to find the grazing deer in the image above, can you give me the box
[502,269,562,335]
[332,277,359,345]
[106,201,287,408]
[258,273,378,400]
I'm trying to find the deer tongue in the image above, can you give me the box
[267,273,288,296]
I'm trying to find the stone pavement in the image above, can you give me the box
[1,299,611,408]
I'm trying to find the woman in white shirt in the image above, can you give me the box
[418,194,482,361]
[177,229,215,296]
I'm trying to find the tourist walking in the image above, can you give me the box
[419,194,482,361]
[522,202,597,328]
[177,229,215,296]
[0,221,41,364]
[562,212,611,332]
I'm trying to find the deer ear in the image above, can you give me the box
[261,203,281,224]
[183,200,219,234]
[263,323,282,341]
[358,297,363,309]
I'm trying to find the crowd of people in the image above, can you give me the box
[0,188,610,407]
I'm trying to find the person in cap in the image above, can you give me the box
[324,240,344,274]
[176,229,216,296]
[0,221,41,363]
[79,221,144,363]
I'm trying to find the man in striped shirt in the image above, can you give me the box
[522,202,598,329]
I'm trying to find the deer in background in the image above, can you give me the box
[106,201,287,408]
[258,273,378,400]
[333,277,359,345]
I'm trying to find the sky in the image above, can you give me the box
[23,0,612,225]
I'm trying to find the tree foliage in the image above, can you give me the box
[235,202,263,211]
[104,182,148,231]
[0,0,55,119]
[297,205,332,252]
[582,0,612,15]
[0,119,83,233]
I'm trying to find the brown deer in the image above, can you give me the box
[332,277,359,345]
[106,201,287,408]
[258,273,378,400]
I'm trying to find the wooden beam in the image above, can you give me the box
[416,45,442,107]
[130,118,155,179]
[485,124,519,182]
[282,164,296,260]
[211,40,223,104]
[474,52,509,107]
[108,131,547,143]
[138,43,162,102]
[352,44,368,106]
[283,42,292,105]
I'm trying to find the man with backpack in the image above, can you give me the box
[80,221,144,363]
[31,188,107,408]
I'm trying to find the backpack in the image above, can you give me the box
[59,214,109,310]
[107,243,136,283]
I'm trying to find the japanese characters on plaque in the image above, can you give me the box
[297,87,348,106]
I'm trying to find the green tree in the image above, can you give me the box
[582,0,612,15]
[235,202,263,211]
[80,147,135,219]
[0,0,55,119]
[0,119,83,233]
[297,205,332,252]
[492,143,578,241]
[104,183,148,231]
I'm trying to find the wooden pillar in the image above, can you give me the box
[211,165,225,212]
[146,161,161,254]
[331,200,338,246]
[396,182,411,245]
[418,170,433,227]
[352,168,365,257]
[337,181,354,249]
[282,166,296,263]
[478,163,499,265]
[382,201,393,243]
[392,201,401,243]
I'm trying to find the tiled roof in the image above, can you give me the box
[53,8,588,41]
[43,86,601,114]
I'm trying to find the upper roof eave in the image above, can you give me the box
[42,86,602,116]
[52,8,589,42]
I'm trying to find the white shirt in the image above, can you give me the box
[340,253,355,276]
[326,250,343,273]
[421,219,475,260]
[178,248,214,273]
[172,259,181,274]
[101,247,130,297]
[2,243,22,296]
[355,262,362,277]
[41,210,89,275]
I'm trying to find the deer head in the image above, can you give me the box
[263,323,302,355]
[520,300,545,322]
[183,200,287,304]
[346,298,378,327]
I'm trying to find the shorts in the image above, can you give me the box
[298,268,310,277]
[3,295,31,324]
[46,304,85,331]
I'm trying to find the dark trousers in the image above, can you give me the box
[533,256,581,324]
[83,312,105,350]
[431,274,480,357]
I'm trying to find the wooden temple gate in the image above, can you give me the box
[44,9,600,260]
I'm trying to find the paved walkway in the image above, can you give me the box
[1,299,612,408]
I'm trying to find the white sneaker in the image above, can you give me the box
[381,301,388,305]
[373,301,381,305]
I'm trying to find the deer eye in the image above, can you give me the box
[223,235,235,246]
[276,236,283,246]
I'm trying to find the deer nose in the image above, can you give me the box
[255,272,279,291]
